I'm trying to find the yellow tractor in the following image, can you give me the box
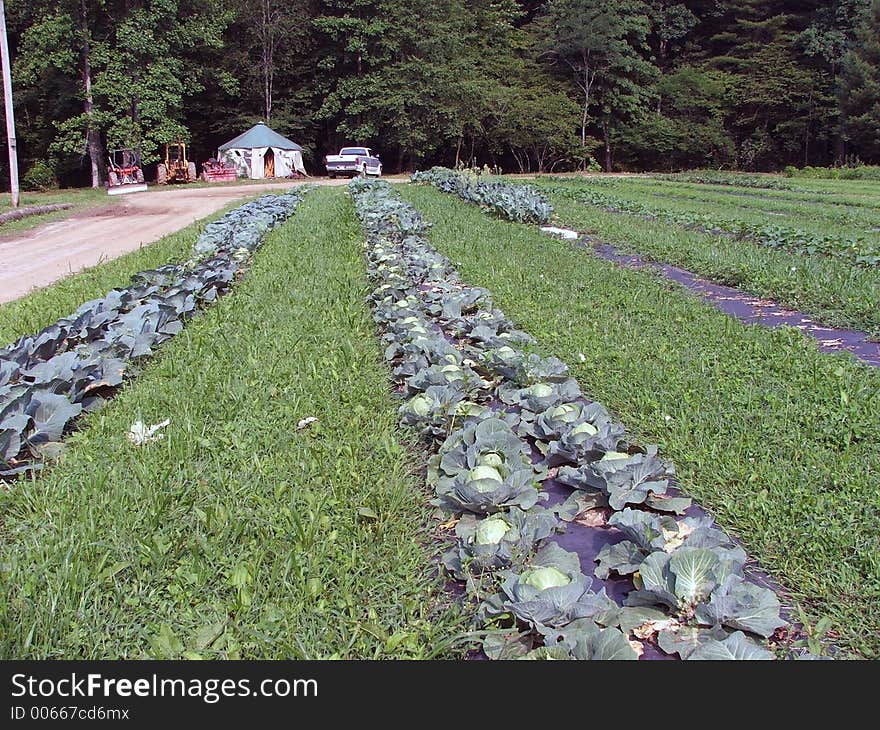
[157,137,197,184]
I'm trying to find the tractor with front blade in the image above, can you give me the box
[107,149,147,195]
[157,138,198,184]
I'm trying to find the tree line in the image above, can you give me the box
[3,0,879,186]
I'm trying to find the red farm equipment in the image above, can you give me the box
[107,149,147,195]
[201,157,238,183]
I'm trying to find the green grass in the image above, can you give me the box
[0,202,246,345]
[0,187,469,659]
[542,177,880,245]
[400,183,880,659]
[653,171,880,205]
[538,187,880,338]
[786,165,880,182]
[604,179,880,233]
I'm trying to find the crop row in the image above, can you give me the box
[350,177,791,660]
[0,189,309,478]
[650,171,821,192]
[555,185,880,268]
[611,183,880,232]
[411,167,552,224]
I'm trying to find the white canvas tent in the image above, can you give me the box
[217,122,307,179]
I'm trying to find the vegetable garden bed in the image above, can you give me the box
[351,178,799,660]
[538,182,880,338]
[0,187,469,659]
[550,231,880,368]
[548,183,880,268]
[400,181,880,659]
[1,190,308,478]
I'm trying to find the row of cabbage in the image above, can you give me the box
[554,184,879,268]
[350,177,791,660]
[411,167,552,225]
[0,189,309,478]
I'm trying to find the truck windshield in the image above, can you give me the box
[340,148,368,156]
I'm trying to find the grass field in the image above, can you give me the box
[399,182,880,659]
[534,177,880,337]
[0,187,468,659]
[552,175,880,237]
[3,177,877,660]
[607,179,880,233]
[650,171,880,206]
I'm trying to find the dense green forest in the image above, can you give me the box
[2,0,879,185]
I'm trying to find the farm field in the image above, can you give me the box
[2,176,878,660]
[4,0,880,681]
[530,174,880,337]
[605,179,880,232]
[0,187,468,659]
[400,178,880,659]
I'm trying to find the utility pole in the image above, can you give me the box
[0,0,19,208]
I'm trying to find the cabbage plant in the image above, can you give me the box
[432,462,544,514]
[482,543,613,628]
[535,619,637,660]
[479,348,570,386]
[441,507,559,580]
[556,446,677,510]
[626,547,786,639]
[685,630,776,660]
[543,416,626,467]
[405,362,485,396]
[399,385,485,438]
[594,508,741,579]
[433,417,535,482]
[518,400,616,449]
[498,379,583,414]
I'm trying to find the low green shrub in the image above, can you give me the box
[22,160,59,192]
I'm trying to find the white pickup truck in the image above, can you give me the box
[324,146,382,178]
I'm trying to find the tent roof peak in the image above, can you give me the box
[218,123,303,152]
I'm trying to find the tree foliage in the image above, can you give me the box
[838,0,880,159]
[2,0,878,185]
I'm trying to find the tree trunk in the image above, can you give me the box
[80,0,102,188]
[603,123,612,172]
[657,40,666,113]
[833,132,845,166]
[574,52,594,171]
[510,147,526,174]
[261,0,275,121]
[581,97,589,150]
[454,135,462,168]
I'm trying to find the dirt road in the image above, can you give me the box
[0,179,354,304]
